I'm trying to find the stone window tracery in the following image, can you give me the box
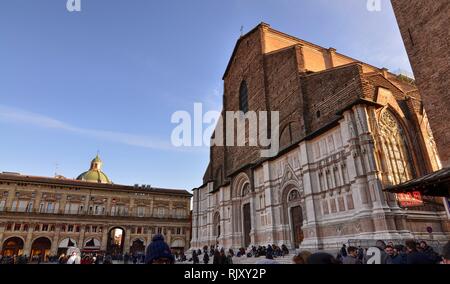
[242,183,250,197]
[288,190,300,202]
[378,109,414,185]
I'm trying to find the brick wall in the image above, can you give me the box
[302,64,365,134]
[264,45,305,149]
[391,0,450,166]
[223,26,266,176]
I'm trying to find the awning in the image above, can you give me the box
[59,238,77,248]
[384,167,450,197]
[84,238,101,248]
[171,239,185,248]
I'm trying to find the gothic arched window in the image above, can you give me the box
[378,109,415,185]
[239,81,248,113]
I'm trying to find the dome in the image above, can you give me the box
[76,154,112,184]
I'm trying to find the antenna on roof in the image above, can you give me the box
[240,25,244,37]
[54,162,59,177]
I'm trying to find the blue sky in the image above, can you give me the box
[0,0,411,190]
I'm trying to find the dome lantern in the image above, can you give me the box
[76,154,111,184]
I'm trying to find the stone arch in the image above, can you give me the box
[106,226,125,255]
[30,237,52,261]
[280,182,305,249]
[130,238,145,255]
[131,237,145,244]
[279,121,301,150]
[232,172,251,198]
[280,183,304,225]
[2,236,24,256]
[230,172,253,248]
[107,225,126,232]
[171,238,186,249]
[376,106,418,185]
[2,235,25,247]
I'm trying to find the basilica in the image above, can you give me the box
[191,23,450,251]
[0,155,192,260]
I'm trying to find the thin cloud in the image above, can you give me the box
[0,104,204,152]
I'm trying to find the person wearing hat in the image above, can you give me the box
[145,234,175,264]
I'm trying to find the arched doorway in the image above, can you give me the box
[129,239,145,255]
[57,238,77,256]
[282,187,304,249]
[107,227,125,256]
[31,237,51,262]
[2,237,24,256]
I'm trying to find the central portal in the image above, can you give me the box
[243,203,251,248]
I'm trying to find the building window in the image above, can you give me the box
[76,225,80,232]
[46,202,54,213]
[26,202,33,212]
[42,224,49,231]
[137,227,142,234]
[92,226,97,233]
[157,227,162,234]
[35,224,40,231]
[239,80,249,113]
[137,207,145,217]
[6,223,12,231]
[14,223,21,231]
[158,207,165,218]
[68,225,74,232]
[23,224,29,232]
[61,225,66,232]
[85,226,90,233]
[176,228,181,235]
[378,109,415,185]
[50,225,55,232]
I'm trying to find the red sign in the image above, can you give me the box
[396,191,423,207]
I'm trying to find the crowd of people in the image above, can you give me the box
[183,239,450,265]
[1,236,449,264]
[291,239,450,264]
[331,239,446,265]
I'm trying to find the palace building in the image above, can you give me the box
[0,155,192,260]
[191,23,450,251]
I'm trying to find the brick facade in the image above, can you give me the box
[391,0,450,167]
